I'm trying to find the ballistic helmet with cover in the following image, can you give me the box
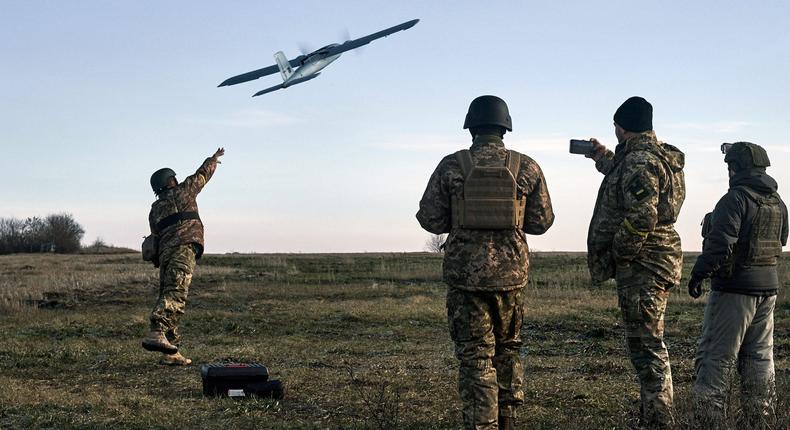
[723,141,771,172]
[463,95,513,131]
[150,168,176,194]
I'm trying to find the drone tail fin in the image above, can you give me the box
[274,51,293,82]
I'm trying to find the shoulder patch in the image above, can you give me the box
[628,177,651,201]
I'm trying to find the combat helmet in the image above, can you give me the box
[463,95,513,131]
[150,168,176,194]
[723,142,771,172]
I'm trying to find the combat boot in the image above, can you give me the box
[159,352,192,366]
[498,416,515,430]
[141,330,178,354]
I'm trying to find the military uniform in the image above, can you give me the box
[148,156,217,346]
[417,133,554,429]
[689,142,788,427]
[588,130,685,427]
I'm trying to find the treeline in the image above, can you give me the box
[0,214,85,254]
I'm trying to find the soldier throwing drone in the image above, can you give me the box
[142,148,224,366]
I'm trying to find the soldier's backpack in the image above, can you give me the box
[141,234,159,265]
[201,363,284,399]
[451,149,526,229]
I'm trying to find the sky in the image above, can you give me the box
[2,1,789,253]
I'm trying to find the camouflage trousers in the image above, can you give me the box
[150,244,196,345]
[447,286,525,430]
[616,264,674,428]
[693,291,776,429]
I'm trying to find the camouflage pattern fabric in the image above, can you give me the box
[150,244,196,345]
[417,134,554,290]
[616,263,674,428]
[447,287,525,430]
[149,156,217,258]
[587,130,686,285]
[693,292,776,428]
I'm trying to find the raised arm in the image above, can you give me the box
[182,148,224,195]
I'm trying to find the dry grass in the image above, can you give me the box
[0,252,788,429]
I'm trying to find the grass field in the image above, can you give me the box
[0,252,788,429]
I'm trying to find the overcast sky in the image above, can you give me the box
[2,1,789,253]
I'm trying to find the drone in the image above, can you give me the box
[218,19,419,97]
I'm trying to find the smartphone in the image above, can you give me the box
[569,139,594,156]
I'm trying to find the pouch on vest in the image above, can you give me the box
[721,187,784,276]
[141,234,159,266]
[451,149,526,229]
[742,188,783,267]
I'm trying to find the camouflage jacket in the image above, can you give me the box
[416,135,555,291]
[149,157,218,258]
[587,131,685,285]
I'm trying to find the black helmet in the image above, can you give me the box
[723,142,771,172]
[150,168,176,194]
[463,95,512,131]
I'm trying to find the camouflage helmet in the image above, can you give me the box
[723,141,771,172]
[150,168,176,194]
[463,95,513,131]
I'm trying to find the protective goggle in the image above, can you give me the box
[720,143,734,154]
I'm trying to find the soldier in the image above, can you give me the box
[688,142,787,427]
[416,95,554,430]
[141,147,224,365]
[586,97,685,428]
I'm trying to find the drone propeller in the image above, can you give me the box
[298,42,313,56]
[340,28,363,55]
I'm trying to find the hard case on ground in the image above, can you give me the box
[200,363,284,399]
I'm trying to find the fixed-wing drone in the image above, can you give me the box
[218,19,419,97]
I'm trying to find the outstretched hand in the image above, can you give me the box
[212,147,225,163]
[586,138,608,161]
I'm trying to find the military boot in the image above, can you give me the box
[141,330,178,354]
[498,416,515,430]
[159,352,192,366]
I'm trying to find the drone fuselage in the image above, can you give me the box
[285,51,341,87]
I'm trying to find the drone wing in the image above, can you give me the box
[326,19,419,56]
[218,55,308,87]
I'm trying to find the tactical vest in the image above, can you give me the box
[451,149,526,230]
[721,186,784,275]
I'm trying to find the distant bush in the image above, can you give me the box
[0,213,85,254]
[80,237,136,255]
[424,234,447,253]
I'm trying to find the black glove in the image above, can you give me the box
[688,274,704,299]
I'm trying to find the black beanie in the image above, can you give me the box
[613,96,653,132]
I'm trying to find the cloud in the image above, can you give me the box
[187,109,302,128]
[762,145,790,154]
[369,133,571,154]
[369,134,466,153]
[665,121,754,133]
[507,134,568,154]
